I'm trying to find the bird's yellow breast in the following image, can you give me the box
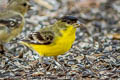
[29,26,76,57]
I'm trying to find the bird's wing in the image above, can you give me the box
[22,30,55,45]
[0,15,23,30]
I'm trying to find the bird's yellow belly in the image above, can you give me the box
[30,27,76,57]
[32,38,75,56]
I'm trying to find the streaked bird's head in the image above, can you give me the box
[8,0,31,15]
[59,16,84,28]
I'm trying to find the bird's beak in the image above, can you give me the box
[74,21,85,28]
[27,2,32,10]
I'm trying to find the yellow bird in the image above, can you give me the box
[20,16,83,69]
[0,0,30,53]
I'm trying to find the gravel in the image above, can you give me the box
[0,0,120,79]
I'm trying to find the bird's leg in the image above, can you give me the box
[39,56,44,67]
[0,44,5,54]
[39,56,50,75]
[54,56,57,61]
[53,56,66,71]
[39,56,49,70]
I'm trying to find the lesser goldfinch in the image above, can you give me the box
[0,0,30,53]
[20,16,83,69]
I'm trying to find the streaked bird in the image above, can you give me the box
[20,16,83,70]
[0,0,30,53]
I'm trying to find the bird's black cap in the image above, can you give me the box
[60,16,78,24]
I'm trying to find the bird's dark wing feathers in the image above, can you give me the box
[22,31,54,45]
[0,15,22,29]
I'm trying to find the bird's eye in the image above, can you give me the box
[22,2,27,6]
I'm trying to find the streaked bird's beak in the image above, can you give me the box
[27,2,32,10]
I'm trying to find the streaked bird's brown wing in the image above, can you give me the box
[22,30,54,45]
